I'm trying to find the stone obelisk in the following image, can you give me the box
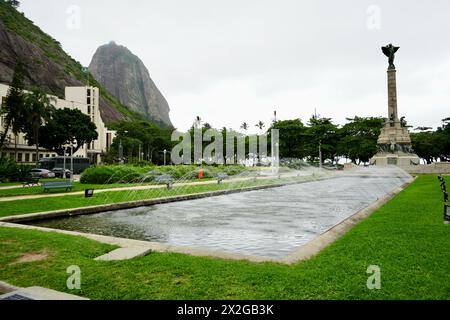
[371,44,419,167]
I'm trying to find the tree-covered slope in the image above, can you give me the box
[0,1,143,124]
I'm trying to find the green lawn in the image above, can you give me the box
[0,178,221,198]
[0,175,448,300]
[0,181,153,198]
[0,178,287,217]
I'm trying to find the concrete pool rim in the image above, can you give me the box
[0,176,416,265]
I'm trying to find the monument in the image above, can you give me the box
[371,44,420,167]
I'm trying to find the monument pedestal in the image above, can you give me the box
[371,64,419,167]
[371,152,419,167]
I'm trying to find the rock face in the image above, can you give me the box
[89,42,172,127]
[0,9,125,124]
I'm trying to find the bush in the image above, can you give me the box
[0,156,32,182]
[80,165,154,184]
[80,164,250,185]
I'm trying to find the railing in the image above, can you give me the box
[438,176,449,224]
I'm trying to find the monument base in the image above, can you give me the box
[370,152,420,167]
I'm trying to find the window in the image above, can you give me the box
[46,154,50,158]
[17,153,23,162]
[9,153,14,159]
[25,153,30,163]
[32,154,37,162]
[87,97,91,105]
[87,89,91,97]
[39,154,44,159]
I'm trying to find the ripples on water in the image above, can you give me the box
[29,175,410,259]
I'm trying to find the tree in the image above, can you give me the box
[22,90,56,167]
[337,117,384,164]
[38,108,98,156]
[437,118,450,161]
[255,121,265,133]
[240,122,249,132]
[0,63,26,155]
[107,120,173,164]
[411,118,450,164]
[306,117,340,164]
[6,0,20,9]
[270,119,308,159]
[411,130,443,164]
[194,116,202,129]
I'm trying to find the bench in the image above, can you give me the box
[217,173,229,184]
[22,177,40,187]
[41,180,73,192]
[154,175,174,189]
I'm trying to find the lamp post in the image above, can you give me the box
[119,140,123,164]
[119,130,128,164]
[163,149,167,166]
[70,144,74,181]
[319,140,323,169]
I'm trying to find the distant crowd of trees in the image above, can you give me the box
[104,113,450,167]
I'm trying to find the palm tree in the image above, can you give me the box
[23,90,55,167]
[240,122,249,132]
[194,116,202,129]
[255,121,265,133]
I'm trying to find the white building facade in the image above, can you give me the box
[0,83,116,165]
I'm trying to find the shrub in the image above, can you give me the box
[80,164,250,184]
[80,165,153,184]
[0,156,32,182]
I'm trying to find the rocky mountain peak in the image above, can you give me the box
[89,42,172,127]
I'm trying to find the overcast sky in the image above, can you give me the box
[19,0,450,132]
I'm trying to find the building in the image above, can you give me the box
[0,83,116,165]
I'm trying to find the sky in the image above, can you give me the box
[18,0,450,132]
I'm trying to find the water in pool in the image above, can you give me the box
[29,175,410,259]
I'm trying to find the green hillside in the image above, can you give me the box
[0,0,144,123]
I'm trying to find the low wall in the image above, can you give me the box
[402,162,450,174]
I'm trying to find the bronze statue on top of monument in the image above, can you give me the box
[370,44,420,167]
[382,44,400,70]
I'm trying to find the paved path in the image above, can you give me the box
[0,185,22,190]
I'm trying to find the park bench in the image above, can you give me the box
[217,173,229,184]
[154,175,174,189]
[41,180,74,192]
[22,177,40,187]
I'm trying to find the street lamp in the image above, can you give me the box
[163,149,167,166]
[70,144,74,180]
[119,130,128,164]
[118,140,123,164]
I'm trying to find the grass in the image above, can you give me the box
[0,178,284,217]
[0,178,222,198]
[0,175,449,300]
[0,181,157,198]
